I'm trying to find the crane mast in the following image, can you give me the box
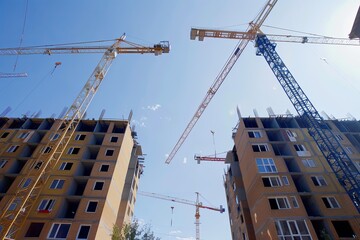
[191,28,360,46]
[165,0,278,164]
[255,34,360,212]
[0,73,28,78]
[0,36,170,239]
[138,191,225,240]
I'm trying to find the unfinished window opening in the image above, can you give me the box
[311,176,327,186]
[0,159,8,169]
[322,197,340,209]
[6,145,19,153]
[243,118,258,128]
[68,147,80,155]
[59,162,73,171]
[25,222,44,238]
[105,149,114,156]
[262,176,282,187]
[100,164,109,172]
[332,221,355,238]
[75,134,86,141]
[17,131,30,139]
[0,132,10,138]
[86,201,98,213]
[110,136,118,142]
[248,131,261,138]
[77,225,91,240]
[94,181,104,190]
[268,197,290,209]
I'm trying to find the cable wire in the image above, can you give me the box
[13,0,29,71]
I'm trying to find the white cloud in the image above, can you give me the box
[183,157,187,164]
[147,104,161,111]
[175,237,196,240]
[169,230,182,235]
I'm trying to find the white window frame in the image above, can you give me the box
[252,144,269,152]
[75,134,86,141]
[42,146,52,154]
[322,196,340,209]
[311,176,327,186]
[256,158,277,173]
[76,225,91,240]
[248,130,262,138]
[269,197,290,209]
[0,159,8,168]
[276,220,312,239]
[17,131,30,139]
[302,159,316,168]
[38,199,55,212]
[48,223,71,239]
[59,162,73,171]
[67,147,80,155]
[50,179,65,189]
[262,176,282,187]
[294,144,306,152]
[6,145,19,153]
[19,178,32,188]
[85,201,98,213]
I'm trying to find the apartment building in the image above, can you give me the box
[0,117,142,239]
[224,115,360,239]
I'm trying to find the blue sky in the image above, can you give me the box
[1,1,359,239]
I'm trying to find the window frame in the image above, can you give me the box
[59,162,73,171]
[248,130,262,138]
[76,225,91,240]
[85,201,98,213]
[75,134,86,141]
[294,144,307,152]
[256,158,277,173]
[268,197,290,210]
[105,148,115,156]
[311,175,327,186]
[252,144,269,152]
[322,196,340,209]
[67,147,80,155]
[110,136,118,143]
[275,220,312,239]
[17,131,30,139]
[290,196,299,208]
[302,159,316,168]
[262,176,282,187]
[38,199,55,212]
[100,164,109,172]
[0,159,8,168]
[50,179,65,189]
[93,181,104,190]
[6,145,19,153]
[0,132,10,138]
[48,223,71,239]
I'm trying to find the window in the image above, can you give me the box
[50,133,60,141]
[105,149,114,156]
[100,164,109,172]
[302,159,316,168]
[322,197,340,208]
[110,136,118,142]
[256,158,277,173]
[18,132,30,139]
[48,223,71,239]
[281,176,289,185]
[252,144,269,152]
[94,181,104,190]
[290,196,299,208]
[25,222,44,237]
[9,198,19,211]
[311,176,327,186]
[77,225,91,240]
[33,161,43,170]
[335,134,343,141]
[268,197,290,209]
[20,178,32,188]
[59,162,73,171]
[248,131,261,138]
[345,147,354,155]
[275,220,312,239]
[0,132,9,138]
[6,145,19,153]
[42,146,52,154]
[68,147,80,155]
[38,199,55,212]
[86,201,98,213]
[75,134,86,141]
[286,130,297,138]
[262,176,282,187]
[294,144,306,152]
[0,159,8,168]
[50,179,65,189]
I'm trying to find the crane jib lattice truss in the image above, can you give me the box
[0,37,170,239]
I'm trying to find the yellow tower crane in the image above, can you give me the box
[0,36,170,239]
[138,191,225,240]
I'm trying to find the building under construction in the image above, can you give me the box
[0,117,142,239]
[224,114,360,239]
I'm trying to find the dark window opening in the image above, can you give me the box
[1,132,9,138]
[105,149,114,156]
[110,136,118,143]
[94,182,104,190]
[332,221,355,238]
[100,165,109,172]
[25,222,44,237]
[86,201,98,213]
[77,225,90,239]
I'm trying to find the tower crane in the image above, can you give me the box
[189,28,360,212]
[165,0,278,164]
[138,191,225,240]
[165,0,360,165]
[0,36,170,239]
[194,155,226,164]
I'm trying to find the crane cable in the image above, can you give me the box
[11,63,61,115]
[13,0,29,72]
